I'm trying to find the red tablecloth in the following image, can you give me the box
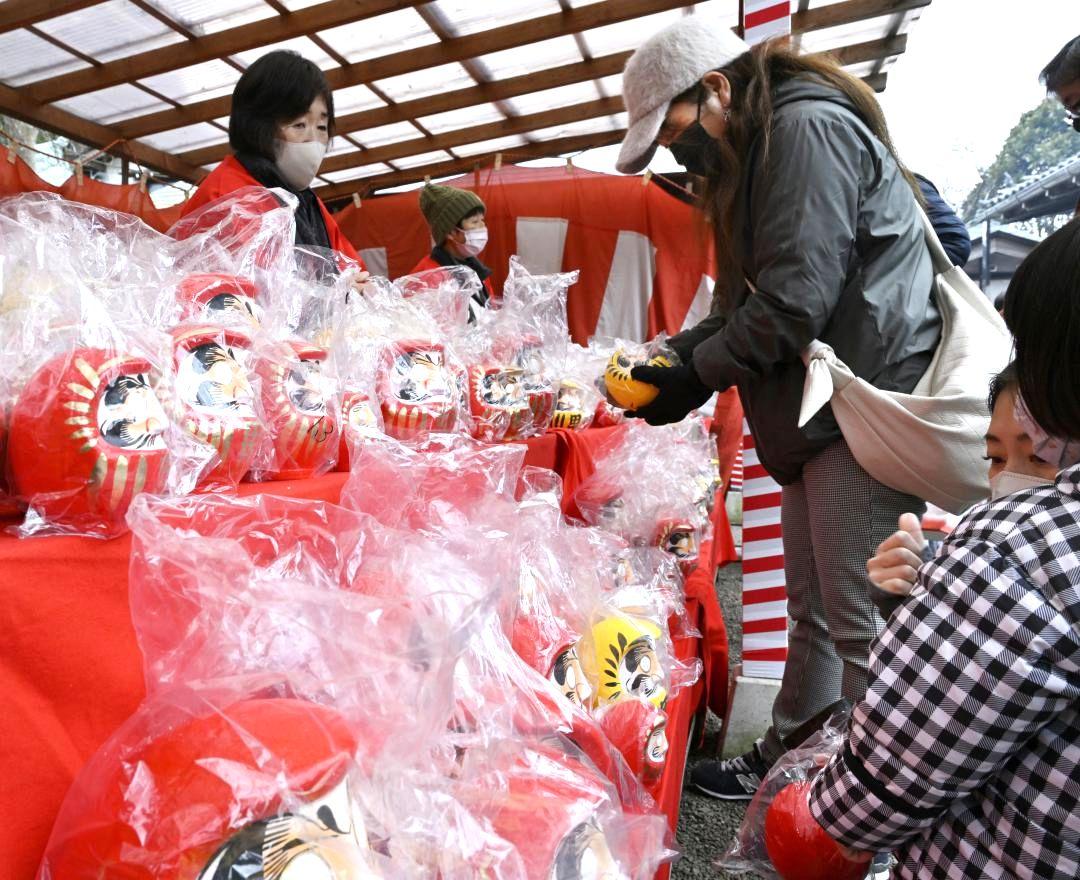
[0,428,730,878]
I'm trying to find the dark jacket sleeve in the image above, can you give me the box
[915,176,971,267]
[690,113,866,391]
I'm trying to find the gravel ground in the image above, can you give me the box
[671,560,768,880]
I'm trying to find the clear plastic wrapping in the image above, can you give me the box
[573,419,716,571]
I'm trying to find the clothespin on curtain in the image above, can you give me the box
[74,162,84,186]
[6,146,16,164]
[424,175,432,185]
[139,171,150,193]
[642,169,653,187]
[352,192,362,209]
[494,153,503,171]
[565,155,574,173]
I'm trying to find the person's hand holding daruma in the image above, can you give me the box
[866,512,926,596]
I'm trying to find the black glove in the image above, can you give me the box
[626,360,713,426]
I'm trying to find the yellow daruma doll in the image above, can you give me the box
[604,350,673,411]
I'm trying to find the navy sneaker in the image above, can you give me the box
[689,738,770,800]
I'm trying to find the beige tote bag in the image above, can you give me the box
[798,209,1012,514]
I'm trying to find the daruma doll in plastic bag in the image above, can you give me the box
[467,362,530,443]
[460,742,627,880]
[550,379,594,431]
[7,347,168,537]
[376,339,461,441]
[585,611,668,710]
[37,696,383,879]
[253,339,338,480]
[597,698,669,786]
[602,342,675,413]
[765,782,867,880]
[170,324,264,491]
[176,273,261,328]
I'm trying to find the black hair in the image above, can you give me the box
[987,362,1018,414]
[1002,216,1080,439]
[459,207,485,225]
[994,291,1007,313]
[1041,36,1080,92]
[229,50,335,162]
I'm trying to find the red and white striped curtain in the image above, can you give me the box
[332,165,717,344]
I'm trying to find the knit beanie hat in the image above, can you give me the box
[419,184,486,245]
[617,17,750,174]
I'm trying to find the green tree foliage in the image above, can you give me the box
[961,98,1078,230]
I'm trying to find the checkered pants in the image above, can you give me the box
[762,439,924,763]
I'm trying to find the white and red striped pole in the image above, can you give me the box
[742,0,792,45]
[739,420,788,679]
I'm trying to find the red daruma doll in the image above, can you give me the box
[466,743,626,880]
[597,698,669,786]
[255,340,339,481]
[377,339,460,441]
[765,781,867,880]
[38,698,381,879]
[7,347,168,536]
[176,273,261,328]
[170,324,264,490]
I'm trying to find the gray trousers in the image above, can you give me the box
[761,439,924,764]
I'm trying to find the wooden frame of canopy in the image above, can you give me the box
[0,0,929,203]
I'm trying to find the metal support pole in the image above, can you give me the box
[980,217,992,292]
[121,156,130,186]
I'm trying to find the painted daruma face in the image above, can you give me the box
[655,519,699,564]
[590,616,667,709]
[377,341,459,440]
[550,380,589,431]
[468,364,530,441]
[197,776,375,880]
[551,645,593,708]
[597,699,669,784]
[603,350,671,412]
[177,273,262,328]
[257,341,338,480]
[552,821,623,880]
[7,348,169,533]
[172,325,263,489]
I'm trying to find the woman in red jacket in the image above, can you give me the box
[181,50,365,271]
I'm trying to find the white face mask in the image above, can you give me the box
[275,139,327,191]
[989,470,1053,501]
[456,227,488,257]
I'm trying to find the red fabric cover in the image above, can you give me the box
[409,252,498,301]
[711,389,745,499]
[0,427,730,879]
[332,166,715,344]
[0,151,183,232]
[181,156,363,265]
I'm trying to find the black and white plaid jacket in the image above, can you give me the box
[810,466,1080,879]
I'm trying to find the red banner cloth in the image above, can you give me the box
[0,152,184,232]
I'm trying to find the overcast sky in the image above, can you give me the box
[526,0,1080,210]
